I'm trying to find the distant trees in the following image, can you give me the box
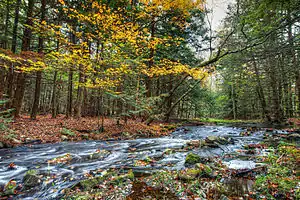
[218,0,300,121]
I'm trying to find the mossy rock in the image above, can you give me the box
[75,170,134,191]
[89,150,110,160]
[164,148,175,155]
[195,163,212,175]
[110,170,134,184]
[185,153,201,166]
[23,173,42,188]
[76,177,100,190]
[177,168,201,181]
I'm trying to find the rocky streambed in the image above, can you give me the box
[0,125,299,199]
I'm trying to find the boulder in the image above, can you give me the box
[23,172,42,188]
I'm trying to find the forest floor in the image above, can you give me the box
[0,115,179,148]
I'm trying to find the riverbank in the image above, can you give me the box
[1,116,299,148]
[0,115,179,148]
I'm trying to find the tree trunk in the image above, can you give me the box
[31,0,46,120]
[74,68,84,118]
[252,59,271,121]
[66,69,73,118]
[12,0,35,117]
[231,84,236,120]
[66,32,76,118]
[146,16,156,98]
[51,42,60,118]
[3,0,10,49]
[6,0,21,101]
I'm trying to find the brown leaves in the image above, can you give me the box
[1,115,174,147]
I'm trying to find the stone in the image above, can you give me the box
[61,135,69,141]
[89,150,110,160]
[187,140,206,148]
[12,138,21,144]
[0,142,4,148]
[163,148,175,155]
[178,168,201,181]
[206,136,218,142]
[218,137,229,145]
[185,153,201,166]
[23,173,42,188]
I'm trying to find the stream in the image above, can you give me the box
[0,125,285,199]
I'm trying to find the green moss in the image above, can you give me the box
[254,144,299,199]
[178,168,200,181]
[25,169,37,175]
[61,128,76,137]
[185,153,201,166]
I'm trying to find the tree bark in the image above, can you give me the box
[31,0,46,120]
[74,67,84,118]
[12,0,35,117]
[66,31,75,118]
[6,0,21,101]
[3,0,10,49]
[252,59,271,121]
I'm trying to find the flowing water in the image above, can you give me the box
[0,125,278,199]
